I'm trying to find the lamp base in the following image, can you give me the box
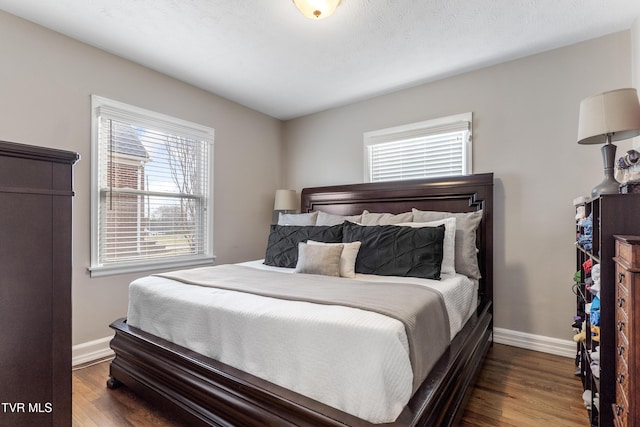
[591,176,620,197]
[591,142,620,197]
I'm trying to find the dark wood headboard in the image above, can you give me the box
[300,173,494,303]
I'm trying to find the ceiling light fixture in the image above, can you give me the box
[293,0,341,19]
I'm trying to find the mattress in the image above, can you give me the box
[127,260,477,423]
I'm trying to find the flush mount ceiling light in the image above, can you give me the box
[293,0,341,19]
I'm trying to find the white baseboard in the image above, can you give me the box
[493,327,577,359]
[72,336,114,367]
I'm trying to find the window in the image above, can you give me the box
[364,113,472,182]
[89,95,214,277]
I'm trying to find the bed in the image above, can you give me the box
[107,172,494,426]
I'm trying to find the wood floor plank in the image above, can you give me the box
[72,344,588,426]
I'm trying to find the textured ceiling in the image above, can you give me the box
[1,0,640,119]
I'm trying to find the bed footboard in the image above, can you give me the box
[108,300,491,427]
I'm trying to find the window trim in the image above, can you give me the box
[363,112,472,182]
[89,95,215,277]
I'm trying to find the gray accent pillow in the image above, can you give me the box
[411,208,483,279]
[295,242,344,277]
[307,240,362,278]
[361,210,413,225]
[315,211,363,226]
[278,211,318,226]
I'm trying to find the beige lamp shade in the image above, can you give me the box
[292,0,341,19]
[577,88,640,145]
[274,189,297,211]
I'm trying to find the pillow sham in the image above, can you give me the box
[278,211,318,226]
[411,208,483,279]
[264,224,343,268]
[315,211,363,226]
[342,221,444,280]
[307,240,362,278]
[396,217,456,276]
[360,210,413,225]
[295,242,344,277]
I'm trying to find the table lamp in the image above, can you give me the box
[577,88,640,197]
[274,189,297,214]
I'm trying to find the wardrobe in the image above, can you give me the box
[0,140,78,426]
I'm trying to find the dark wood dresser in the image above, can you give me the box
[0,141,78,426]
[613,235,640,427]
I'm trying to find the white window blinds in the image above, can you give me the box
[90,96,214,277]
[364,113,472,182]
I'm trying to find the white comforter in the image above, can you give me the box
[127,260,477,423]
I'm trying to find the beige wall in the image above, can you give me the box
[634,17,640,89]
[1,7,636,348]
[0,11,282,345]
[632,17,640,149]
[282,32,634,341]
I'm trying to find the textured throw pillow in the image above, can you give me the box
[396,217,456,276]
[342,221,444,280]
[360,210,413,225]
[264,224,343,268]
[278,211,318,226]
[315,211,363,226]
[307,240,362,278]
[411,208,483,279]
[294,242,344,277]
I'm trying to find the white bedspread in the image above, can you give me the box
[127,261,477,424]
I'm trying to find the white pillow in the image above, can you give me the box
[307,240,362,279]
[315,211,363,226]
[412,208,482,279]
[396,217,457,276]
[278,211,318,226]
[361,210,413,225]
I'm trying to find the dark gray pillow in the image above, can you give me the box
[264,224,343,268]
[342,221,445,280]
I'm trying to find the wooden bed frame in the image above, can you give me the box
[108,173,494,427]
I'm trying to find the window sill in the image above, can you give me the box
[88,255,216,278]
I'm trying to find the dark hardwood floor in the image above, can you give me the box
[72,343,588,426]
[459,344,587,427]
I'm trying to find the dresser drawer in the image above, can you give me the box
[611,401,629,427]
[617,265,632,295]
[616,236,640,269]
[615,345,629,404]
[616,304,629,339]
[617,285,631,317]
[617,328,629,364]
